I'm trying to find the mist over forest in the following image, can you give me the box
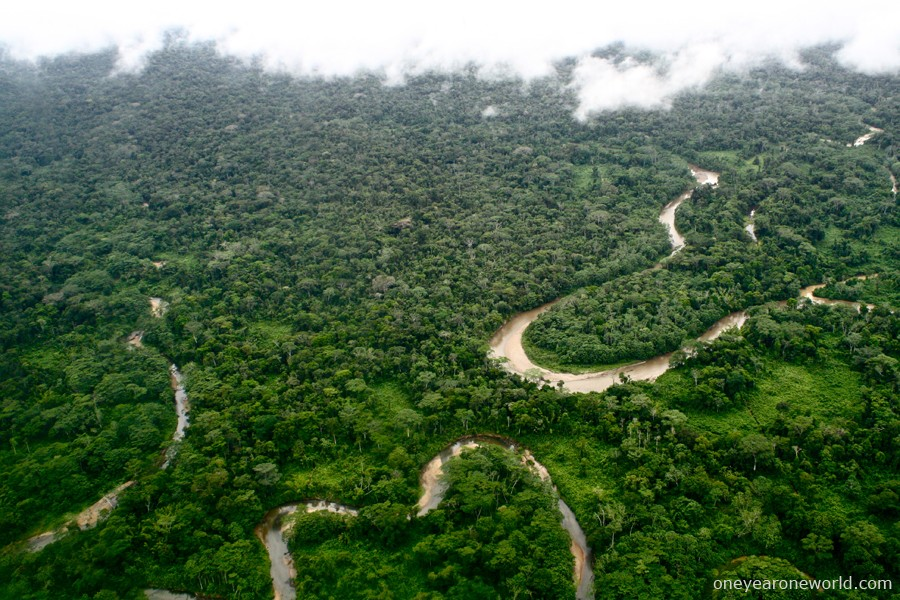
[0,20,898,600]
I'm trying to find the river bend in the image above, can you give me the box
[256,501,359,600]
[417,435,593,599]
[489,164,877,393]
[258,436,593,600]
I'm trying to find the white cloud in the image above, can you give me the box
[1,0,897,115]
[571,42,736,118]
[481,105,499,118]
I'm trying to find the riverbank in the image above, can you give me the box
[258,434,594,600]
[490,278,878,394]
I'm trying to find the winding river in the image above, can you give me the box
[161,364,190,469]
[489,305,747,394]
[490,277,875,395]
[146,296,192,469]
[417,435,593,599]
[657,166,719,254]
[845,125,895,195]
[256,501,359,600]
[489,167,878,394]
[799,276,877,312]
[745,208,758,242]
[258,435,593,600]
[27,299,190,551]
[848,125,883,147]
[490,167,727,393]
[26,481,136,552]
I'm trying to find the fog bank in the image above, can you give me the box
[2,0,897,115]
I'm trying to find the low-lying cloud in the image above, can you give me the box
[2,0,898,117]
[571,43,730,119]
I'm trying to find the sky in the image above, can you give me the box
[2,0,898,116]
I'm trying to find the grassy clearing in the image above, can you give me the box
[290,538,429,598]
[656,370,760,436]
[572,164,596,195]
[371,381,413,416]
[283,457,375,503]
[748,357,863,426]
[248,321,293,344]
[696,150,764,176]
[822,224,900,274]
[662,354,863,438]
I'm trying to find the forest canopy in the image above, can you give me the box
[0,41,897,599]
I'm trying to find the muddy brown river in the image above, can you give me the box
[256,501,359,600]
[657,166,719,255]
[489,279,876,394]
[258,436,594,600]
[490,166,877,393]
[848,125,883,147]
[161,364,190,469]
[416,435,593,599]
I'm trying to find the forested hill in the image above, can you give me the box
[0,41,897,599]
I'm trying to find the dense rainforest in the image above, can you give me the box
[0,39,897,599]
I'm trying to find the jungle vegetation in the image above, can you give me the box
[0,40,897,599]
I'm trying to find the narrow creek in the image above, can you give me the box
[256,501,359,600]
[848,125,883,147]
[417,435,594,599]
[27,297,190,550]
[257,435,593,600]
[745,208,757,242]
[161,364,190,469]
[26,481,136,551]
[657,165,719,255]
[845,125,894,195]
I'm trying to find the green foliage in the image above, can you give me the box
[0,42,896,599]
[713,556,815,599]
[288,446,575,599]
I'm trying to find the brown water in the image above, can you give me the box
[256,501,358,600]
[490,164,879,393]
[745,208,757,242]
[258,438,594,600]
[489,164,728,393]
[144,296,191,468]
[25,530,59,552]
[799,278,876,312]
[27,481,136,552]
[848,125,883,147]
[161,365,190,469]
[490,276,881,394]
[150,297,169,318]
[657,166,719,255]
[417,439,485,516]
[487,295,747,394]
[417,435,594,599]
[32,341,190,550]
[127,330,145,348]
